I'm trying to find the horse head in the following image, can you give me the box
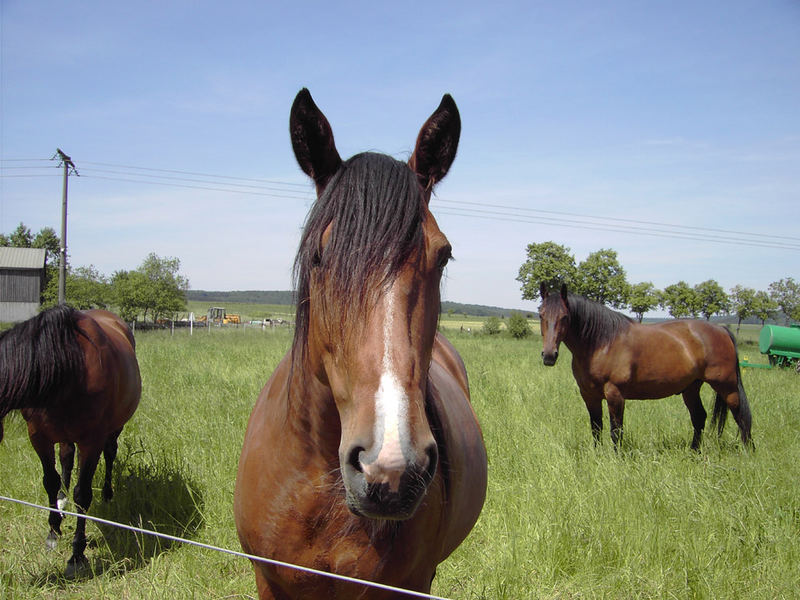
[539,282,571,366]
[290,89,460,520]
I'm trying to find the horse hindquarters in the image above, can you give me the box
[710,330,753,449]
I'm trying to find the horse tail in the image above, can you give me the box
[711,328,752,445]
[0,305,86,418]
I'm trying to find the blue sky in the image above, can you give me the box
[1,1,798,313]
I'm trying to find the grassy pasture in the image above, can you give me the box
[1,323,799,599]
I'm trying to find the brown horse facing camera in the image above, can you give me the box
[0,306,141,578]
[538,283,752,451]
[234,90,488,599]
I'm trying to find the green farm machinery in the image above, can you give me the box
[741,324,800,372]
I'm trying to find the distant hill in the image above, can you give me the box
[187,290,295,305]
[187,290,534,318]
[441,301,536,319]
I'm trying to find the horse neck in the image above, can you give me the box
[562,298,598,357]
[287,356,342,458]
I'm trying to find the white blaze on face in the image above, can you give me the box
[371,287,410,475]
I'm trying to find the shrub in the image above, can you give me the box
[507,312,532,339]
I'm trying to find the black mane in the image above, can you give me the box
[0,305,86,418]
[542,292,633,350]
[292,152,426,366]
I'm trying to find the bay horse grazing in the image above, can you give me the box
[234,89,488,599]
[0,306,141,577]
[538,283,752,450]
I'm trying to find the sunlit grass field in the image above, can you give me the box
[1,322,798,599]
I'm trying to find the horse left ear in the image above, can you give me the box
[290,89,343,194]
[560,283,568,302]
[540,282,548,299]
[409,94,461,192]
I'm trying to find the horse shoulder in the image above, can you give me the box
[426,337,487,560]
[235,354,344,555]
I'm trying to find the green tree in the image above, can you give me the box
[8,223,33,247]
[660,281,700,318]
[753,290,778,325]
[483,316,502,335]
[110,254,189,322]
[517,241,577,301]
[139,253,189,321]
[507,312,531,339]
[628,281,659,323]
[694,279,730,320]
[111,270,149,322]
[573,248,629,308]
[729,285,758,334]
[67,265,110,309]
[769,278,800,323]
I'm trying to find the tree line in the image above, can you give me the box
[517,241,799,331]
[2,223,189,323]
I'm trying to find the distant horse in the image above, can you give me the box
[538,283,752,450]
[0,306,141,577]
[234,89,488,599]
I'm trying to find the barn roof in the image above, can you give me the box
[0,247,47,269]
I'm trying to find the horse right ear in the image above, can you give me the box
[560,283,568,301]
[409,94,461,191]
[540,282,548,299]
[290,89,342,194]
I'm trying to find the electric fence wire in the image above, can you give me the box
[0,494,453,600]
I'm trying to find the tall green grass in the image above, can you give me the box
[1,327,798,599]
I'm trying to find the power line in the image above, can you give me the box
[435,208,800,252]
[2,155,798,252]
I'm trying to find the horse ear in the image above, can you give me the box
[409,94,461,191]
[560,283,568,301]
[290,89,342,193]
[540,282,548,299]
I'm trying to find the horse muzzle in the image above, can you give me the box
[342,443,438,520]
[542,350,559,366]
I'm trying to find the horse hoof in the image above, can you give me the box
[64,555,89,580]
[46,532,59,551]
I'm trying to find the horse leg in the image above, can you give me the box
[721,387,753,449]
[681,381,706,451]
[604,385,626,448]
[581,391,604,445]
[58,442,76,511]
[28,431,63,549]
[65,447,102,578]
[102,428,122,502]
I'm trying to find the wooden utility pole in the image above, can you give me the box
[55,149,77,305]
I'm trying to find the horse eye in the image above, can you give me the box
[436,246,453,270]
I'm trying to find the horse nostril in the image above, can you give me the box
[347,446,365,473]
[554,351,558,359]
[541,351,544,358]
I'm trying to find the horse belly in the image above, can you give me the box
[609,340,700,400]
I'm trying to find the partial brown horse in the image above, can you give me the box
[539,283,752,450]
[0,306,141,577]
[234,89,488,599]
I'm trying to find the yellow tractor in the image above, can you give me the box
[205,307,241,325]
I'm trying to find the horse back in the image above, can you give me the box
[589,320,738,398]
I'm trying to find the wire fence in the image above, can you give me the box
[0,494,452,600]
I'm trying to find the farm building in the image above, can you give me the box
[0,247,46,322]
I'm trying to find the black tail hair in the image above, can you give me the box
[711,328,753,447]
